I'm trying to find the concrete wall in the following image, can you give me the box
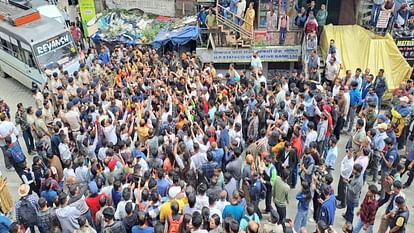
[338,0,359,25]
[105,0,176,17]
[175,0,197,17]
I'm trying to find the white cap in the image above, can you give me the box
[400,96,409,103]
[168,186,181,198]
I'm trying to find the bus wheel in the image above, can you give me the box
[0,66,5,79]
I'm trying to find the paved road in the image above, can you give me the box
[7,0,414,230]
[0,77,413,231]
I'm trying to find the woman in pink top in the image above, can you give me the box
[354,148,370,180]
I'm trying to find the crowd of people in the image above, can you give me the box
[197,0,328,46]
[0,26,412,233]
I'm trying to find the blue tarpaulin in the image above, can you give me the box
[152,26,199,49]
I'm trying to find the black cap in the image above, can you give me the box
[395,196,405,204]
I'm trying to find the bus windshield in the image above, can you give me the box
[33,31,78,70]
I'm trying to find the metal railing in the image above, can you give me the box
[215,2,254,44]
[301,34,308,79]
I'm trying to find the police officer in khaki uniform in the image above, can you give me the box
[389,196,410,233]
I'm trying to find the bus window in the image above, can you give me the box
[0,31,9,52]
[22,49,36,68]
[1,38,9,52]
[9,37,21,60]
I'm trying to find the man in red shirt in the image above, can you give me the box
[353,185,379,233]
[70,22,82,47]
[304,15,318,35]
[85,180,109,224]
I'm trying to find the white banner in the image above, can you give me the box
[197,46,301,63]
[376,11,391,29]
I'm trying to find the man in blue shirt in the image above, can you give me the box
[98,47,110,65]
[396,96,412,149]
[210,142,224,168]
[347,81,362,133]
[361,74,374,100]
[131,211,153,233]
[318,184,336,226]
[156,170,169,197]
[41,179,58,207]
[363,87,379,110]
[197,7,208,29]
[350,68,363,91]
[50,126,61,156]
[380,137,398,198]
[325,137,338,172]
[222,190,244,223]
[0,213,11,232]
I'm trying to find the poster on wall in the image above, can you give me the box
[376,11,391,29]
[396,37,414,62]
[79,0,96,37]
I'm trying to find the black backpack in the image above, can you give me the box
[18,198,37,226]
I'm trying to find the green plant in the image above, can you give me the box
[254,39,267,48]
[142,23,162,43]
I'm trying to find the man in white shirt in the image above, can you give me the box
[337,149,355,209]
[103,110,118,145]
[63,102,81,136]
[251,51,263,72]
[0,113,19,169]
[114,188,136,220]
[191,143,207,170]
[216,190,230,213]
[58,135,72,164]
[325,56,339,86]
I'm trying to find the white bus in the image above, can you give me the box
[0,13,79,88]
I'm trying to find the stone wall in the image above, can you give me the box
[105,0,176,17]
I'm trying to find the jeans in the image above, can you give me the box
[276,205,286,224]
[337,176,347,205]
[377,95,383,110]
[279,27,287,45]
[334,116,345,140]
[353,217,373,233]
[344,199,358,224]
[291,165,298,188]
[83,209,95,228]
[398,125,409,149]
[14,162,26,183]
[312,191,321,221]
[370,4,382,26]
[265,183,273,211]
[403,159,414,187]
[322,136,330,158]
[347,107,357,132]
[294,209,308,232]
[370,151,380,182]
[379,169,388,199]
[22,128,34,154]
[0,145,12,169]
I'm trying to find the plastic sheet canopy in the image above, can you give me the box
[152,26,199,49]
[320,24,413,91]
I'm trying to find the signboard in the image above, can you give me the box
[396,37,414,61]
[376,11,391,29]
[34,32,71,56]
[79,0,96,37]
[197,46,301,63]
